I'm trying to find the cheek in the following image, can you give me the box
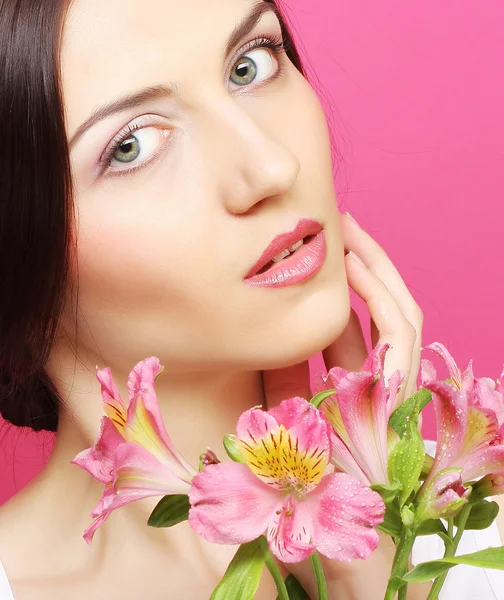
[277,74,335,190]
[72,175,212,331]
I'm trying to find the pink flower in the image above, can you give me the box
[188,398,385,563]
[312,343,404,486]
[72,357,197,544]
[417,343,504,519]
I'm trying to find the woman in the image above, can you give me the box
[0,0,501,598]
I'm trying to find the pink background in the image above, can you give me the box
[1,0,503,505]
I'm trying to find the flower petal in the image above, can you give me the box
[71,417,123,484]
[113,442,192,495]
[312,366,349,396]
[462,444,504,481]
[306,473,385,562]
[97,367,127,435]
[474,377,504,429]
[423,343,463,389]
[266,498,315,563]
[417,468,470,521]
[236,406,279,446]
[328,430,370,485]
[330,370,390,484]
[83,480,168,545]
[421,358,468,472]
[238,400,330,493]
[458,407,499,465]
[83,512,109,546]
[123,357,196,481]
[361,343,391,376]
[189,462,280,544]
[268,396,314,431]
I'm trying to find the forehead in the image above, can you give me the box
[61,0,277,136]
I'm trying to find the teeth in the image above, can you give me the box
[289,239,303,252]
[271,238,304,263]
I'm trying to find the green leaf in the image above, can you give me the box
[416,518,447,537]
[387,398,425,507]
[389,388,432,437]
[223,434,246,463]
[276,574,309,600]
[210,537,268,600]
[455,499,500,531]
[147,494,190,528]
[377,500,403,537]
[371,480,402,504]
[402,547,504,583]
[309,389,337,409]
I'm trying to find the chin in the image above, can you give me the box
[252,280,352,370]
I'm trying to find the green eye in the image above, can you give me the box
[113,135,141,163]
[230,56,258,86]
[229,48,277,89]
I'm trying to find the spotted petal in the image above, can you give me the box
[237,400,330,493]
[421,358,468,472]
[306,473,385,562]
[97,367,128,434]
[461,444,504,481]
[188,462,280,544]
[266,497,315,563]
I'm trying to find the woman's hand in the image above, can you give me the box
[261,211,426,599]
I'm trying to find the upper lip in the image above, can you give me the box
[245,218,323,279]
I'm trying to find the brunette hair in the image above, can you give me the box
[0,0,305,431]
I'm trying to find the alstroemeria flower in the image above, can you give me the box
[416,468,471,521]
[188,398,385,563]
[312,343,404,486]
[72,357,197,544]
[417,342,504,518]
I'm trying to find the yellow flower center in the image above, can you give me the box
[240,425,328,496]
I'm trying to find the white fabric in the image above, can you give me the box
[412,521,504,600]
[0,559,14,600]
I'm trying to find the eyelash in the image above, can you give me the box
[98,33,287,178]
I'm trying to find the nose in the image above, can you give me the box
[202,99,301,214]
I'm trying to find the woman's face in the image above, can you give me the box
[59,0,350,372]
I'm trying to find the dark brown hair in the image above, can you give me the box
[0,0,305,431]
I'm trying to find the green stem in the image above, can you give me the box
[309,551,328,600]
[384,527,416,600]
[426,506,472,600]
[264,551,290,600]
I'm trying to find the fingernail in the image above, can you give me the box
[345,212,359,226]
[348,250,365,266]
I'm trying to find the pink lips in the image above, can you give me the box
[244,218,327,288]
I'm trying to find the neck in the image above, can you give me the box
[26,347,266,560]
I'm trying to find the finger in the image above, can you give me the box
[342,213,423,399]
[322,308,368,373]
[262,360,311,409]
[344,251,417,407]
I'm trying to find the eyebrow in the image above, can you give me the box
[68,1,277,150]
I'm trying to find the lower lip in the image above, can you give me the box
[244,230,327,288]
